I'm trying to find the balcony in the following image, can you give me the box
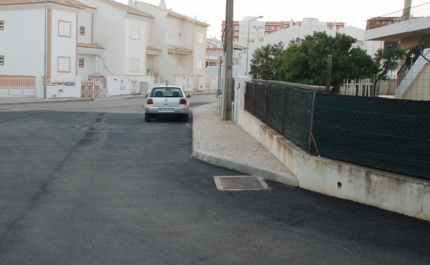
[366,2,430,30]
[365,2,430,42]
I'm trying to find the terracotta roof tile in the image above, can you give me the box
[147,46,162,51]
[0,0,93,9]
[97,0,154,19]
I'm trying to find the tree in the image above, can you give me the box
[373,42,405,96]
[249,41,284,80]
[277,32,378,92]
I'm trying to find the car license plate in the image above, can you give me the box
[158,108,174,113]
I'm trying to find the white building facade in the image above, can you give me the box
[0,0,210,98]
[0,0,85,98]
[129,0,209,91]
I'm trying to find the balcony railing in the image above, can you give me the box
[366,2,430,30]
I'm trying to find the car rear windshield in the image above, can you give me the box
[150,87,183,97]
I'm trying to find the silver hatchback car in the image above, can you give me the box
[144,86,191,122]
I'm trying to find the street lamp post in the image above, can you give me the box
[44,0,47,98]
[245,16,263,75]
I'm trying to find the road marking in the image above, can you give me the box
[214,176,269,191]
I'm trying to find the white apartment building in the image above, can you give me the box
[129,0,209,91]
[79,0,155,95]
[0,0,87,98]
[1,0,209,98]
[205,37,246,90]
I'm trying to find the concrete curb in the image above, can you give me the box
[192,148,299,187]
[188,91,216,95]
[0,98,93,106]
[191,104,298,187]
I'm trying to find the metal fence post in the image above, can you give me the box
[252,83,256,115]
[281,89,285,135]
[325,55,332,93]
[307,92,320,155]
[264,85,267,122]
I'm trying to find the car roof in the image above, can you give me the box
[152,86,182,88]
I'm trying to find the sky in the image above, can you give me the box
[119,0,429,38]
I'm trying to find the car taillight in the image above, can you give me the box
[180,98,187,105]
[147,98,153,104]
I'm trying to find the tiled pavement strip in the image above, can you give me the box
[192,103,298,187]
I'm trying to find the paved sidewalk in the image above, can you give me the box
[192,103,298,187]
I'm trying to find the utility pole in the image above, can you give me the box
[403,0,412,20]
[222,0,234,120]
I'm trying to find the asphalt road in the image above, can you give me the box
[0,95,429,264]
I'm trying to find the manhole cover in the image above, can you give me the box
[214,176,268,191]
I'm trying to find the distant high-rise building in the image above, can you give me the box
[221,18,346,44]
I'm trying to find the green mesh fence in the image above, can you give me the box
[245,82,430,180]
[245,82,314,151]
[312,93,430,179]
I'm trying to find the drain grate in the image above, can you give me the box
[214,176,268,191]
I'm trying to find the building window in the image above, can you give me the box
[79,26,85,36]
[79,58,84,68]
[0,21,4,30]
[130,58,139,72]
[58,57,71,72]
[197,33,203,44]
[131,26,140,40]
[58,20,71,37]
[196,59,202,69]
[0,55,4,65]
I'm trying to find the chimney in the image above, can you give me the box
[159,0,167,9]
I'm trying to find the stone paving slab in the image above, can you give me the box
[192,103,298,187]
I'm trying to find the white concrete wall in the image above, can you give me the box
[50,9,78,79]
[396,49,430,99]
[45,77,81,98]
[84,0,125,75]
[136,76,154,94]
[233,77,430,221]
[194,24,207,90]
[123,17,147,76]
[0,88,36,98]
[77,11,93,44]
[338,26,383,57]
[77,54,97,78]
[364,16,430,42]
[106,76,132,96]
[0,8,45,76]
[175,76,194,91]
[181,20,194,49]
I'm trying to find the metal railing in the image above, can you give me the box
[397,34,430,85]
[0,77,36,88]
[366,2,430,30]
[0,77,36,97]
